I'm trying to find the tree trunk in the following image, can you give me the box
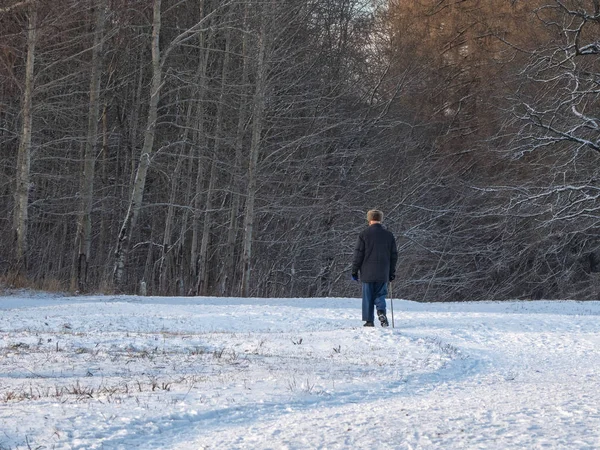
[113,0,162,290]
[241,7,268,297]
[99,102,110,285]
[221,2,250,296]
[13,4,36,276]
[189,3,212,289]
[189,101,206,288]
[158,97,194,295]
[196,22,231,296]
[75,0,106,293]
[176,103,201,295]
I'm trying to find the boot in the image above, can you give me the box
[377,310,389,327]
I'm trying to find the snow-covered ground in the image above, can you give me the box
[1,293,600,449]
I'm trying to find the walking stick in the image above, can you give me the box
[389,282,395,328]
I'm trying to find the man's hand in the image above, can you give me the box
[389,274,395,282]
[351,273,359,282]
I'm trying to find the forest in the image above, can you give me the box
[2,0,600,301]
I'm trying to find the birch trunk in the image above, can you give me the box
[240,8,268,297]
[113,0,162,289]
[13,4,36,275]
[75,0,106,292]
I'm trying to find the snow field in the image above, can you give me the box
[1,294,600,449]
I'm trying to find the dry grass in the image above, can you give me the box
[0,272,29,290]
[0,272,68,293]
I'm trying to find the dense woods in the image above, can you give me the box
[2,0,600,300]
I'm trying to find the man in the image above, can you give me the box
[351,209,398,327]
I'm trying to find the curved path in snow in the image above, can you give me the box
[1,294,600,449]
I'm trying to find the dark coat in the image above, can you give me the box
[352,223,398,283]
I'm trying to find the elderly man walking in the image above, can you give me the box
[351,209,398,327]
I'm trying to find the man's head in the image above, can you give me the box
[367,209,383,224]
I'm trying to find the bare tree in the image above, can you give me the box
[240,0,269,297]
[12,1,37,275]
[112,0,223,290]
[74,0,107,292]
[112,0,163,289]
[221,2,250,296]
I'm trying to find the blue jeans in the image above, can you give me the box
[362,282,387,322]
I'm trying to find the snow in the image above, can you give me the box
[1,292,600,449]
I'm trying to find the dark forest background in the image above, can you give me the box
[2,0,600,300]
